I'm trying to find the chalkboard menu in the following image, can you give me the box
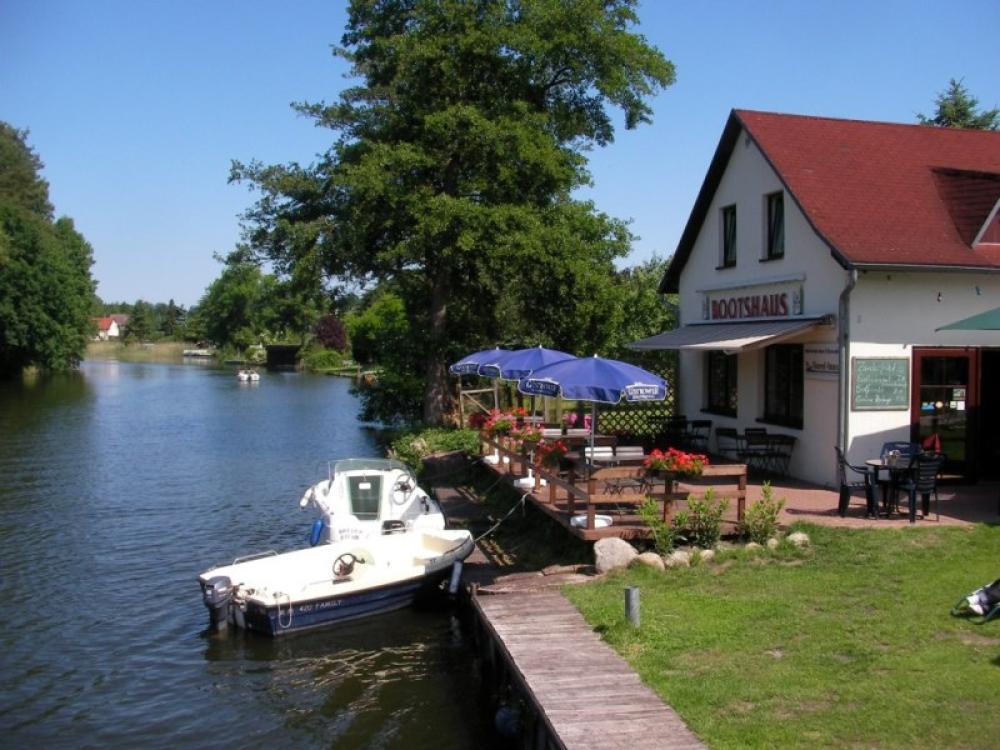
[851,358,909,411]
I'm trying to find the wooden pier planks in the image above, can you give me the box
[474,591,705,750]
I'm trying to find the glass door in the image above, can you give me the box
[912,348,978,481]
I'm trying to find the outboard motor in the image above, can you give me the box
[202,576,233,632]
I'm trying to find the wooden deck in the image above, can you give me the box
[473,590,705,750]
[482,436,747,541]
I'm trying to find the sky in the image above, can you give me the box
[2,1,998,308]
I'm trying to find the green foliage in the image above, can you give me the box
[917,78,999,130]
[672,487,728,549]
[566,523,1000,748]
[739,480,786,544]
[230,0,674,423]
[0,124,95,375]
[344,291,411,366]
[389,427,481,473]
[301,347,346,371]
[638,497,676,555]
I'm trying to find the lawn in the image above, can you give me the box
[564,523,1000,749]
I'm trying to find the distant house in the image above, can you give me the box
[93,317,120,340]
[109,313,130,335]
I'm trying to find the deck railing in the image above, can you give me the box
[479,434,747,538]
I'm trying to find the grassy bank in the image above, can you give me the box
[85,341,190,363]
[565,523,1000,749]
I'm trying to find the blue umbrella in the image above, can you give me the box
[519,355,668,466]
[518,355,667,404]
[477,345,576,381]
[449,347,510,375]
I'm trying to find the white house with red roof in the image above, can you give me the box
[92,316,120,340]
[633,110,1000,487]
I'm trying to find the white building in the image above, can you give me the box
[633,110,1000,487]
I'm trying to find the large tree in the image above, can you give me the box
[918,78,999,130]
[0,123,96,376]
[231,0,674,423]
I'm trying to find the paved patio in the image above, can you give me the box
[738,476,1000,528]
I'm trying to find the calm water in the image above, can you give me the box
[0,362,497,748]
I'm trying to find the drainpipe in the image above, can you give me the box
[837,269,858,455]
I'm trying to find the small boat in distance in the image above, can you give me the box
[198,459,473,636]
[236,369,260,382]
[183,348,214,358]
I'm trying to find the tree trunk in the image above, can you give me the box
[423,273,450,424]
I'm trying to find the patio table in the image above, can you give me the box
[865,458,915,516]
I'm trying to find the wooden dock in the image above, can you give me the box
[473,590,705,750]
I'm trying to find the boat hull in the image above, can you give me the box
[242,568,451,636]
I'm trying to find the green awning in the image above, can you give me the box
[936,306,1000,331]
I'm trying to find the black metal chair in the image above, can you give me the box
[742,429,772,474]
[769,434,796,476]
[715,427,742,462]
[894,452,946,523]
[835,447,876,517]
[686,420,712,453]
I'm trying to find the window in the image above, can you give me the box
[764,344,802,428]
[348,475,382,520]
[705,350,737,416]
[765,192,784,260]
[721,205,737,267]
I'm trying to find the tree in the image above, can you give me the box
[125,300,154,342]
[0,123,95,376]
[314,314,349,352]
[231,0,674,424]
[917,79,999,130]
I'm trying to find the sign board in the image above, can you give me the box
[804,345,839,378]
[851,357,909,411]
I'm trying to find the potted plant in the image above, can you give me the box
[534,439,569,469]
[644,447,709,481]
[510,424,542,455]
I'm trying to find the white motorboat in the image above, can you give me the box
[198,459,473,636]
[237,369,260,382]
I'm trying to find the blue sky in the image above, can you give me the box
[2,1,998,307]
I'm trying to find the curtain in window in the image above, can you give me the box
[767,194,784,258]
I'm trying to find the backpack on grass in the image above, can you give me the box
[951,578,1000,623]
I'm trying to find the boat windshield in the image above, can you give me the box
[331,458,412,478]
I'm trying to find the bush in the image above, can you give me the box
[314,314,349,352]
[672,488,729,549]
[738,481,786,544]
[389,427,481,472]
[302,347,346,371]
[638,498,676,555]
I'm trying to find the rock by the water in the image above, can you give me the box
[664,550,692,568]
[632,552,666,572]
[594,537,638,573]
[766,537,780,550]
[788,531,810,548]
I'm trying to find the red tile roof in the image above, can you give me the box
[94,316,114,331]
[662,110,1000,292]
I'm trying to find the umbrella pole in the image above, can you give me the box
[589,402,596,480]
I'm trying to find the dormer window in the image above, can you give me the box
[721,205,737,268]
[765,191,784,260]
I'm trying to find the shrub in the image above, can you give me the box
[672,488,729,549]
[739,481,786,544]
[302,347,345,371]
[639,498,676,555]
[389,427,481,472]
[314,314,349,351]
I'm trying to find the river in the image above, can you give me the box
[0,361,499,749]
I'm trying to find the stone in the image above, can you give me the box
[698,548,716,563]
[664,550,692,568]
[788,531,810,548]
[594,537,638,573]
[745,541,763,553]
[632,552,666,572]
[766,537,780,550]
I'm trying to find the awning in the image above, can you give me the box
[628,317,828,352]
[936,306,1000,331]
